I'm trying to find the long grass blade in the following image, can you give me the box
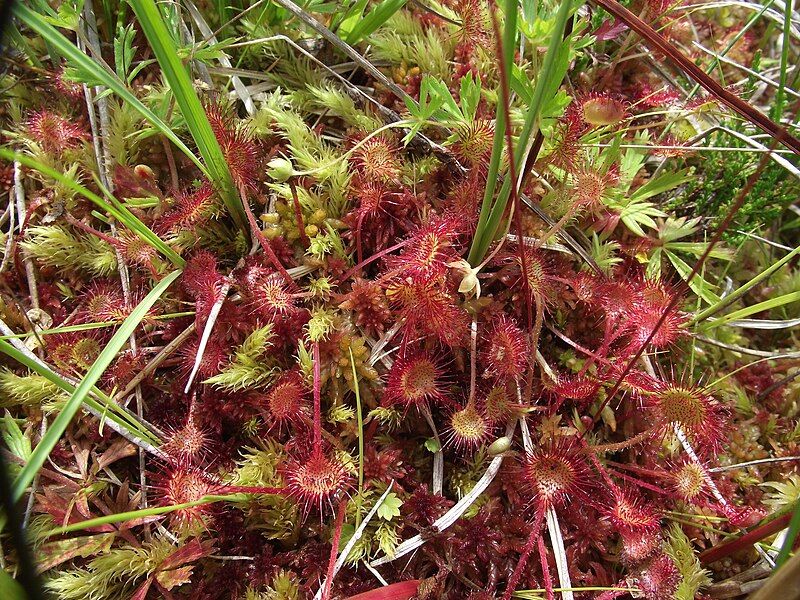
[703,290,800,329]
[690,245,800,325]
[0,339,162,447]
[128,0,248,232]
[11,270,181,503]
[468,0,575,264]
[44,494,234,537]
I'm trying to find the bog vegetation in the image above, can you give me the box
[0,0,799,599]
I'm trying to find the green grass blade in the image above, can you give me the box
[0,149,184,268]
[690,245,800,325]
[0,340,161,445]
[11,271,181,503]
[128,0,248,233]
[345,0,407,45]
[776,500,800,567]
[45,494,234,537]
[704,290,800,330]
[468,0,575,265]
[11,3,206,175]
[467,0,517,266]
[0,569,27,600]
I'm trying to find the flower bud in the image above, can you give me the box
[267,157,296,182]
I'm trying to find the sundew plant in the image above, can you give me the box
[0,0,799,599]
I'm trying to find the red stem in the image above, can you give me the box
[338,238,410,283]
[322,498,348,600]
[538,536,555,600]
[699,511,793,565]
[220,485,287,496]
[63,213,119,247]
[489,2,533,339]
[240,185,297,290]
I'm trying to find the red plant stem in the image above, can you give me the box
[338,238,411,283]
[63,213,119,246]
[240,185,296,289]
[699,511,793,565]
[502,505,547,600]
[589,427,657,454]
[538,535,555,600]
[289,179,310,248]
[313,341,322,455]
[606,467,673,496]
[584,144,779,434]
[583,439,620,492]
[589,0,800,156]
[322,498,348,600]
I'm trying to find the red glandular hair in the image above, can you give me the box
[445,403,491,451]
[47,332,104,375]
[480,315,528,382]
[605,488,662,563]
[238,262,300,323]
[162,416,212,466]
[75,281,130,323]
[520,437,593,512]
[570,92,628,128]
[385,214,463,280]
[383,351,448,410]
[157,465,220,528]
[25,110,87,154]
[482,383,515,425]
[205,101,261,193]
[646,381,729,454]
[178,335,228,382]
[284,449,351,517]
[349,134,402,182]
[633,554,679,600]
[385,272,469,347]
[155,181,217,235]
[624,277,687,352]
[256,370,309,430]
[452,119,494,169]
[496,243,556,311]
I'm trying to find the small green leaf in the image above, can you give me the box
[1,412,32,462]
[377,492,402,521]
[346,0,407,45]
[424,437,441,453]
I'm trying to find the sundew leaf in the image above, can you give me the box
[128,0,248,233]
[10,270,181,503]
